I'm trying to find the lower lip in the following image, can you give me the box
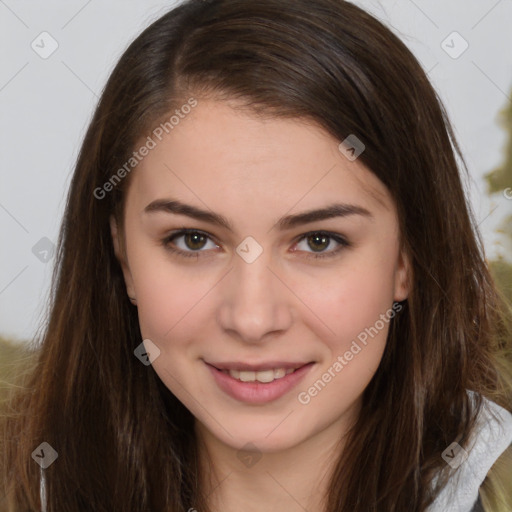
[205,362,314,404]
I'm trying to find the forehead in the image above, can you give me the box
[126,98,393,220]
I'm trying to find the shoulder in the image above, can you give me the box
[426,395,512,512]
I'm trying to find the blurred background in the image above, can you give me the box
[0,0,511,366]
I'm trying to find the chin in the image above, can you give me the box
[201,415,313,453]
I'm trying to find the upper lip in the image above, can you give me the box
[206,361,313,371]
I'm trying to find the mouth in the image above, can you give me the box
[204,360,315,403]
[206,361,311,382]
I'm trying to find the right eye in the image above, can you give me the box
[162,229,220,259]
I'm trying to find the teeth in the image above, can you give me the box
[226,367,297,383]
[239,370,256,382]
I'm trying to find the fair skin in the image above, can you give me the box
[111,98,410,512]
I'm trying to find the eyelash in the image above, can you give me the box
[161,229,350,260]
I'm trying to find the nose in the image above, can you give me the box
[217,248,293,344]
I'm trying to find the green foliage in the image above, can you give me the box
[0,336,34,403]
[485,97,512,194]
[490,259,512,305]
[485,87,512,301]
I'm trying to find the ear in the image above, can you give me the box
[110,215,136,300]
[394,248,411,302]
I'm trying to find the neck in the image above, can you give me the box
[194,404,359,512]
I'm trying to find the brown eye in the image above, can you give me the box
[183,232,208,251]
[162,230,219,259]
[294,231,350,260]
[306,233,331,252]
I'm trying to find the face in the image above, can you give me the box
[111,98,410,454]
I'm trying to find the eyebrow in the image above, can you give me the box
[143,198,372,231]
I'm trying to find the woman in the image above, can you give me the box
[1,0,511,510]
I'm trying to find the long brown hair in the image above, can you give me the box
[1,1,511,510]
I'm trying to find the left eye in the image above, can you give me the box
[162,229,349,260]
[294,231,349,259]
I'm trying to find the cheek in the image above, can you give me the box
[304,247,398,347]
[301,248,397,405]
[127,245,204,343]
[296,259,396,413]
[137,280,210,348]
[132,261,214,398]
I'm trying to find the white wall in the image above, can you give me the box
[1,0,511,344]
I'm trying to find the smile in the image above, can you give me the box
[205,361,314,404]
[222,367,297,383]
